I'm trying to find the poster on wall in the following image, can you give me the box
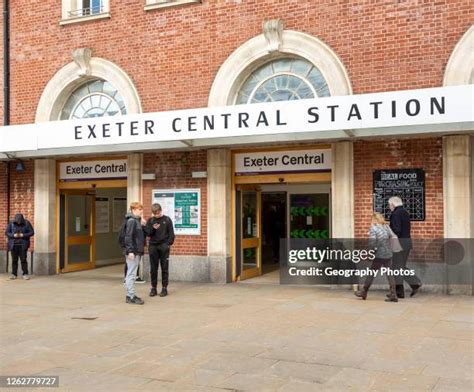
[373,168,425,221]
[113,197,128,232]
[95,197,110,233]
[152,189,201,235]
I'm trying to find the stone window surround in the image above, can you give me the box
[208,29,352,107]
[60,0,111,26]
[36,54,141,123]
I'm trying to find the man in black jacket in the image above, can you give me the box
[5,213,34,280]
[389,196,422,298]
[122,202,146,305]
[145,203,175,297]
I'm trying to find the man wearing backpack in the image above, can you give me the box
[120,202,146,305]
[145,203,175,297]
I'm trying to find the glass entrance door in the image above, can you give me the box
[289,193,330,240]
[60,190,96,272]
[236,186,262,280]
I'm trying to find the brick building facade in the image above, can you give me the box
[0,1,472,283]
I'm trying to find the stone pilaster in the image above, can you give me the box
[207,149,232,283]
[127,153,143,205]
[331,141,354,239]
[34,159,57,275]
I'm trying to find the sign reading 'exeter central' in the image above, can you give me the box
[235,149,331,175]
[0,85,472,155]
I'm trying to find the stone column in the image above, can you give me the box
[331,141,354,239]
[127,153,143,205]
[443,135,472,238]
[127,153,145,278]
[34,159,57,275]
[207,149,232,283]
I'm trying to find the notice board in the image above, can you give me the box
[373,168,425,221]
[152,189,201,235]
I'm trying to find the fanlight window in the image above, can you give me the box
[236,58,330,104]
[60,79,126,120]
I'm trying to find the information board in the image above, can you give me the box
[373,168,425,221]
[152,189,201,235]
[95,197,110,233]
[113,197,128,232]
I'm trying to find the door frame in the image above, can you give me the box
[231,145,332,282]
[236,184,262,280]
[60,189,96,273]
[56,178,127,274]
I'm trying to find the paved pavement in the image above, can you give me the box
[0,265,473,391]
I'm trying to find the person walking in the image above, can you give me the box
[355,212,398,302]
[388,196,422,298]
[121,202,146,305]
[5,213,34,280]
[146,203,175,297]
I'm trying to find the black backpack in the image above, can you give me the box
[117,217,130,247]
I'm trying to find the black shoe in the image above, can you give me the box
[387,293,405,299]
[149,288,157,297]
[126,296,144,305]
[354,290,367,300]
[385,296,399,302]
[410,284,422,297]
[135,277,146,284]
[159,288,168,297]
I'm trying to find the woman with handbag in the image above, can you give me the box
[355,213,398,302]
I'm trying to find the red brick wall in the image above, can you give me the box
[142,150,207,256]
[354,138,443,239]
[5,1,471,252]
[9,161,35,250]
[7,1,473,125]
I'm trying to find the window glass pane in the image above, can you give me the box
[290,59,312,76]
[88,80,103,93]
[61,80,126,120]
[237,58,330,104]
[68,244,90,264]
[272,59,292,73]
[242,192,257,239]
[252,63,273,82]
[242,247,257,271]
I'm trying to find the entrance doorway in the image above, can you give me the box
[234,183,331,281]
[57,183,127,273]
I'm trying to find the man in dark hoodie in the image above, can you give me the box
[145,203,175,297]
[122,202,146,305]
[5,213,34,280]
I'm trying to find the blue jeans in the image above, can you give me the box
[125,255,141,298]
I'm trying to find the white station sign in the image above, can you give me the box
[59,159,127,181]
[235,149,331,175]
[0,85,472,156]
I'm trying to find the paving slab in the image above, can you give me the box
[1,265,473,391]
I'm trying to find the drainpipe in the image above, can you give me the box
[3,0,10,271]
[3,0,9,126]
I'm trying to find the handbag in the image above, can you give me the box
[386,225,403,253]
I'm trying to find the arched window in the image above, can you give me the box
[236,58,330,105]
[60,79,127,120]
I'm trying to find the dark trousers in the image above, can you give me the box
[149,244,170,289]
[11,246,28,276]
[392,249,422,295]
[363,257,396,295]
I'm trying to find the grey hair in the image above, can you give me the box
[388,196,403,207]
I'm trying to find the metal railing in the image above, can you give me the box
[67,4,104,18]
